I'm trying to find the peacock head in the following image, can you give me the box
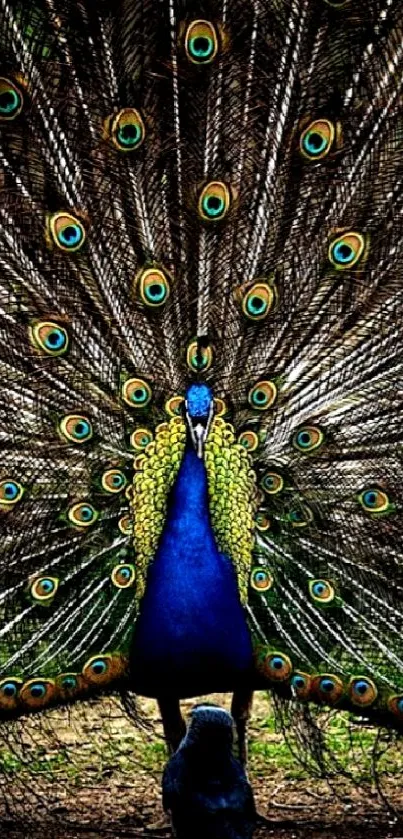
[185,383,214,459]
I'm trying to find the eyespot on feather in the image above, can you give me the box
[0,678,23,711]
[198,181,231,222]
[248,381,277,411]
[30,322,69,356]
[0,479,24,507]
[0,77,23,120]
[106,108,145,152]
[121,378,152,408]
[20,679,56,710]
[48,212,86,252]
[185,21,219,64]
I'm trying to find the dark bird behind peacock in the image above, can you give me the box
[0,0,402,821]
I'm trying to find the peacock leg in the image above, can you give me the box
[231,688,254,765]
[158,696,187,754]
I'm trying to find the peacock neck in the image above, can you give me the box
[130,443,253,698]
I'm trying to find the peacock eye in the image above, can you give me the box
[242,282,275,321]
[108,108,145,151]
[250,567,273,591]
[248,380,277,411]
[186,340,213,372]
[293,425,324,452]
[165,396,185,417]
[358,487,390,514]
[30,321,69,356]
[185,20,218,64]
[60,675,78,691]
[291,672,311,698]
[82,655,111,685]
[261,471,284,494]
[48,212,86,252]
[101,469,127,494]
[198,181,231,222]
[67,502,99,528]
[264,652,292,682]
[20,679,55,707]
[328,231,365,269]
[288,504,314,527]
[255,513,271,532]
[0,77,23,119]
[309,579,335,603]
[237,430,259,452]
[137,268,170,307]
[31,576,59,602]
[300,119,335,160]
[0,479,24,506]
[213,398,227,416]
[59,414,92,443]
[348,677,377,707]
[111,563,135,588]
[388,695,403,721]
[314,674,344,704]
[130,428,154,451]
[121,378,152,408]
[118,515,132,535]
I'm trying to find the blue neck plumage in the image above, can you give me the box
[130,387,253,697]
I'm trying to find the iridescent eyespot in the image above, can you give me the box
[328,231,365,269]
[248,380,277,411]
[59,414,92,444]
[0,678,22,710]
[242,282,275,321]
[300,119,336,160]
[250,567,273,591]
[107,108,145,152]
[59,674,79,692]
[67,502,99,528]
[237,431,259,452]
[30,576,59,603]
[358,487,391,514]
[214,398,227,417]
[288,504,314,527]
[254,513,271,532]
[111,563,135,588]
[309,579,335,604]
[261,472,284,495]
[165,396,185,417]
[313,674,344,704]
[0,78,23,120]
[293,425,324,452]
[348,677,377,708]
[130,428,154,451]
[30,321,69,356]
[198,181,231,222]
[20,679,56,708]
[187,340,213,372]
[185,20,218,64]
[121,378,152,408]
[101,469,127,494]
[138,268,170,308]
[48,212,86,252]
[82,653,127,685]
[0,479,24,507]
[264,652,292,682]
[118,515,132,535]
[388,695,403,721]
[291,672,311,699]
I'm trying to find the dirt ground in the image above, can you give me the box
[0,692,401,838]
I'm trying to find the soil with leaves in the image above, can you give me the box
[0,692,402,838]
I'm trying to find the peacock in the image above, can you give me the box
[0,0,402,787]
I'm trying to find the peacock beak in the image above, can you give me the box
[185,400,214,459]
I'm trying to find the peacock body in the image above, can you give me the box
[0,0,402,744]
